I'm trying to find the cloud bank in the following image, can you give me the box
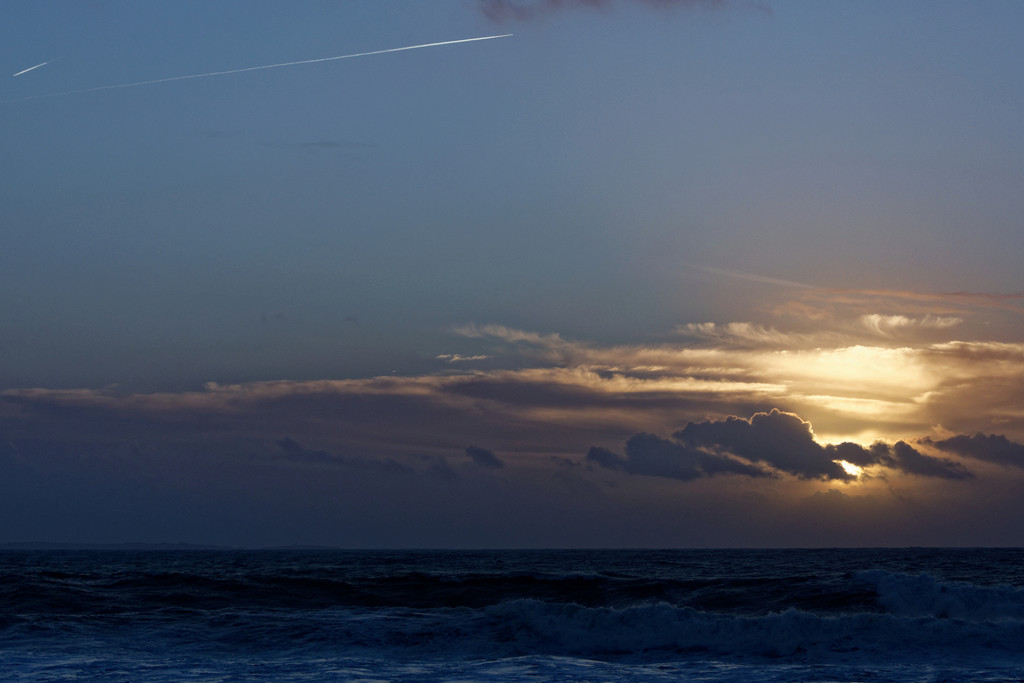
[1,372,1020,546]
[2,285,1022,546]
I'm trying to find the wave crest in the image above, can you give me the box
[857,570,1024,620]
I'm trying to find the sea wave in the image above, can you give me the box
[406,599,1024,661]
[5,550,1024,671]
[855,569,1024,620]
[159,597,1024,663]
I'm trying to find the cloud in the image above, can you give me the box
[479,0,770,23]
[884,440,973,480]
[923,432,1024,469]
[827,441,888,468]
[454,323,569,350]
[677,322,823,348]
[586,431,772,481]
[275,437,412,473]
[826,440,971,480]
[675,409,851,480]
[9,297,1024,455]
[0,372,1015,546]
[455,319,1024,421]
[8,308,1024,466]
[4,300,1020,491]
[415,454,461,481]
[437,354,491,363]
[589,409,975,482]
[774,287,1024,322]
[677,315,963,349]
[465,445,505,469]
[859,314,962,336]
[688,264,816,291]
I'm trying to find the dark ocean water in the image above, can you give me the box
[1,548,1023,681]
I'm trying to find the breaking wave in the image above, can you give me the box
[3,549,1024,680]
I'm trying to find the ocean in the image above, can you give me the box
[1,548,1022,681]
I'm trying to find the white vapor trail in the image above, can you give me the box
[12,35,512,102]
[12,60,53,77]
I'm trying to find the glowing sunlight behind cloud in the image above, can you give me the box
[451,287,1024,446]
[837,460,864,478]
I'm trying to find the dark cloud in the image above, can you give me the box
[587,432,772,481]
[886,441,973,480]
[465,445,505,469]
[1,386,980,489]
[479,0,769,23]
[922,432,1024,469]
[596,434,700,480]
[827,441,885,468]
[589,409,976,483]
[675,409,850,480]
[548,455,582,469]
[586,446,629,472]
[0,381,994,548]
[0,376,644,474]
[824,440,972,480]
[415,454,460,481]
[276,436,336,464]
[275,437,411,473]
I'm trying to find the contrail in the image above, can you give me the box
[12,34,512,102]
[12,60,53,78]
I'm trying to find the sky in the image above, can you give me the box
[2,0,1024,547]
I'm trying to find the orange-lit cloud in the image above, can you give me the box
[452,311,1024,444]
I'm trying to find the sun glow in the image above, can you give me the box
[837,460,864,478]
[766,346,932,399]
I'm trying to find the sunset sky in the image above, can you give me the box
[3,0,1024,547]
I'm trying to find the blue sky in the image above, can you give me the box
[2,1,1024,546]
